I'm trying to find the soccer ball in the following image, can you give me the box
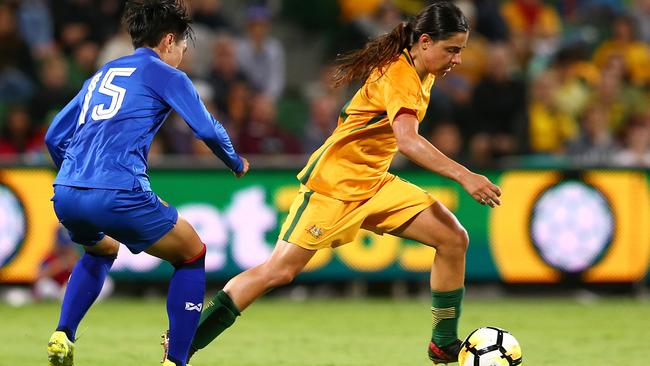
[458,327,522,366]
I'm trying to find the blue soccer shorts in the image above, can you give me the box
[52,185,178,254]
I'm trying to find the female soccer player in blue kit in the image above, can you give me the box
[44,1,248,366]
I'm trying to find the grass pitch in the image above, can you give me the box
[2,295,648,365]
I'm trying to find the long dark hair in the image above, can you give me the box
[123,0,194,49]
[332,1,469,87]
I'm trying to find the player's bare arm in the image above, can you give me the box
[392,111,502,207]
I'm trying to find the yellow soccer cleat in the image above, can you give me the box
[47,331,74,366]
[160,332,192,366]
[161,359,192,366]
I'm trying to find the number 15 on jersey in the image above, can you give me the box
[78,67,137,125]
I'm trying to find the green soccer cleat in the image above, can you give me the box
[47,331,74,366]
[428,339,462,364]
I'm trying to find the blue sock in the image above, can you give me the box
[167,246,206,366]
[56,252,115,342]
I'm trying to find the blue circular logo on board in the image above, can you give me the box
[0,183,26,267]
[530,181,614,273]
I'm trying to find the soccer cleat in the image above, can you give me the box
[428,339,462,364]
[160,331,170,363]
[47,331,74,366]
[160,331,192,366]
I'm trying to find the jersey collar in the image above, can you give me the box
[135,47,161,60]
[401,49,415,67]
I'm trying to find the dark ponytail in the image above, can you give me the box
[332,1,468,87]
[331,21,414,87]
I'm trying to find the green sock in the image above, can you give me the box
[190,291,241,355]
[430,287,464,347]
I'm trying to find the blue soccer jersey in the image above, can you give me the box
[45,47,243,191]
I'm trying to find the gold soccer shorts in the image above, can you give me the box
[279,174,436,250]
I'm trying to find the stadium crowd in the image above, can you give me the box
[0,0,649,167]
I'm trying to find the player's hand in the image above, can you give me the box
[235,157,249,178]
[459,171,501,208]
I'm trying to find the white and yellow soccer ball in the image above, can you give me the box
[458,327,522,366]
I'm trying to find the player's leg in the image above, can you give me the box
[183,187,357,362]
[188,240,315,358]
[391,201,468,363]
[144,217,207,366]
[48,236,120,366]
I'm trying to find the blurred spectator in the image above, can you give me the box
[592,14,650,86]
[239,94,301,155]
[338,0,384,21]
[219,80,253,148]
[236,5,286,100]
[0,1,34,106]
[16,0,55,58]
[0,105,45,156]
[303,63,344,106]
[50,0,120,53]
[191,0,233,32]
[96,25,133,67]
[468,43,527,165]
[567,104,618,165]
[0,0,646,167]
[549,45,596,120]
[182,22,216,80]
[611,121,650,167]
[68,40,100,88]
[351,0,403,39]
[473,0,509,42]
[528,70,578,154]
[50,0,94,52]
[639,108,650,130]
[428,121,465,162]
[451,0,489,87]
[0,1,36,82]
[30,54,77,126]
[500,0,562,71]
[588,67,646,133]
[630,0,650,43]
[208,34,250,117]
[33,226,80,301]
[302,94,339,153]
[428,73,472,135]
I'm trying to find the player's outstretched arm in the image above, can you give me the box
[44,87,85,169]
[392,110,501,207]
[163,72,245,176]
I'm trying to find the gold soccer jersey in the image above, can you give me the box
[297,50,435,201]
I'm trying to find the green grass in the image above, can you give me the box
[3,296,648,365]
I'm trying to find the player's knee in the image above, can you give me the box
[436,226,469,257]
[450,226,469,254]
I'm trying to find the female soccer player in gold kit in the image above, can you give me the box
[175,2,502,364]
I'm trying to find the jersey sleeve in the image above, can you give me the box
[45,86,85,169]
[162,72,243,173]
[379,62,424,124]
